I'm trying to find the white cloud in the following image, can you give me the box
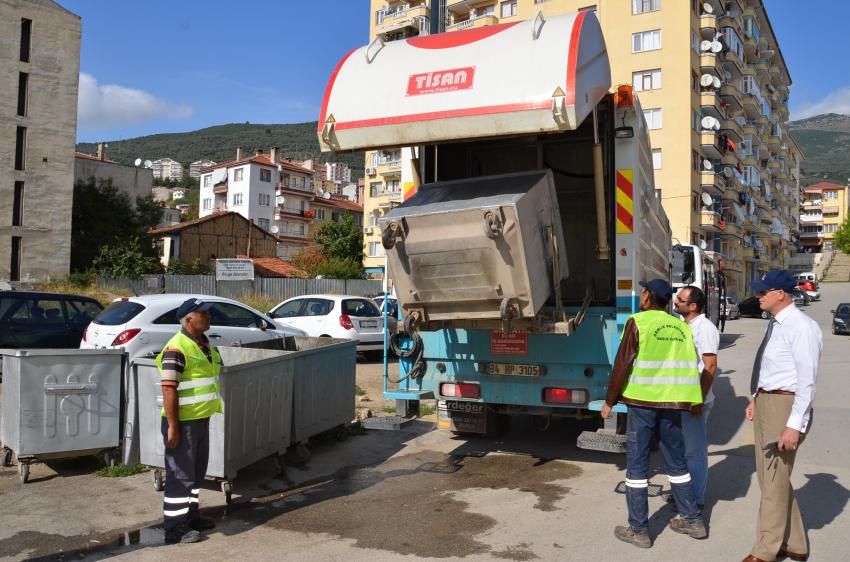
[77,73,192,130]
[793,86,850,120]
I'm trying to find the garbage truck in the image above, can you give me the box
[318,11,672,450]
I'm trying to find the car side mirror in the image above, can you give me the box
[259,319,270,331]
[830,310,835,314]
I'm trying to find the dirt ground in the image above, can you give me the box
[353,354,437,419]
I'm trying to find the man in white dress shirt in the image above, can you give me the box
[742,269,821,562]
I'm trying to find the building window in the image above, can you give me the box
[825,191,838,200]
[633,69,661,91]
[692,110,701,131]
[234,168,244,181]
[500,0,517,17]
[692,150,701,172]
[259,193,271,206]
[369,182,381,197]
[692,31,699,54]
[824,223,838,233]
[632,0,660,14]
[316,208,326,220]
[20,19,32,63]
[260,168,271,182]
[652,148,662,170]
[368,242,382,257]
[15,126,26,171]
[13,182,24,227]
[233,193,243,206]
[632,30,661,53]
[643,108,662,129]
[369,213,379,227]
[299,223,305,235]
[17,73,28,116]
[386,179,400,192]
[355,214,362,226]
[692,192,700,213]
[203,175,211,187]
[258,218,270,231]
[202,198,212,210]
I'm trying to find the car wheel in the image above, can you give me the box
[761,311,771,320]
[833,327,838,335]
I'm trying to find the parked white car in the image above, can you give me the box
[268,294,386,358]
[80,294,305,361]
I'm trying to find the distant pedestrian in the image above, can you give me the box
[672,286,719,508]
[602,279,706,549]
[742,269,821,562]
[156,298,222,544]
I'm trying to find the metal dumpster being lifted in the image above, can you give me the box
[0,349,126,483]
[379,169,568,326]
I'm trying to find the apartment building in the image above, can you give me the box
[199,148,316,260]
[0,0,80,282]
[799,182,848,253]
[363,0,801,297]
[189,159,216,179]
[151,157,184,181]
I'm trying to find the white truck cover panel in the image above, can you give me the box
[317,11,610,152]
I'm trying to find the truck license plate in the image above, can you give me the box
[479,362,545,376]
[359,321,377,328]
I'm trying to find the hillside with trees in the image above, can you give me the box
[788,113,850,186]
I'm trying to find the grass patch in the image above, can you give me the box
[355,385,366,396]
[381,406,396,414]
[238,296,279,315]
[96,463,148,478]
[419,403,436,417]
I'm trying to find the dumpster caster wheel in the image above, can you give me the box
[18,463,30,483]
[295,443,311,463]
[335,425,350,441]
[221,481,232,505]
[101,450,117,469]
[153,469,164,492]
[1,448,11,467]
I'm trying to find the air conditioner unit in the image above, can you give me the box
[366,167,376,176]
[364,227,374,234]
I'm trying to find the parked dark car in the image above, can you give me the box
[791,287,811,306]
[832,303,850,335]
[739,296,771,319]
[0,291,103,349]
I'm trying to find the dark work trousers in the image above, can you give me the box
[161,417,210,536]
[624,406,702,533]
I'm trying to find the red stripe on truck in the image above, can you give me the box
[317,47,358,133]
[565,10,588,106]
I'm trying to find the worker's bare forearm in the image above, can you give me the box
[161,386,180,427]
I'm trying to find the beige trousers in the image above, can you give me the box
[751,393,808,561]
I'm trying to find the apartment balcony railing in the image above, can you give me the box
[447,14,498,31]
[700,210,724,232]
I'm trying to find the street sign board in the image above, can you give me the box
[215,259,254,281]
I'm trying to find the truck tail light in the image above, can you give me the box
[111,328,141,346]
[339,315,353,330]
[440,382,480,399]
[543,388,588,405]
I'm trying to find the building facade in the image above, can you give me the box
[74,143,153,208]
[800,182,848,253]
[189,159,216,179]
[1,0,80,282]
[363,0,801,296]
[151,157,184,181]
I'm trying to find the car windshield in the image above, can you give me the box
[837,304,850,314]
[726,297,737,304]
[94,301,145,326]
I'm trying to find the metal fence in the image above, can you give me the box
[96,275,383,301]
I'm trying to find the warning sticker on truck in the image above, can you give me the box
[490,330,528,355]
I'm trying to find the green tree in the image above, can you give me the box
[71,177,164,272]
[835,217,850,254]
[316,258,364,279]
[91,237,163,279]
[313,216,364,263]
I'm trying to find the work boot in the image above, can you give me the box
[189,517,216,532]
[164,527,202,544]
[668,516,707,539]
[614,525,652,548]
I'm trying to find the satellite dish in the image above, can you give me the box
[134,158,142,167]
[699,240,708,251]
[275,195,285,206]
[144,160,152,169]
[712,76,722,89]
[702,2,714,14]
[701,116,720,130]
[271,225,279,234]
[322,191,331,199]
[723,167,734,178]
[700,40,713,52]
[711,41,723,53]
[701,192,714,207]
[700,74,714,87]
[702,159,714,171]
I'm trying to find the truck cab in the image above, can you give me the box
[319,11,672,448]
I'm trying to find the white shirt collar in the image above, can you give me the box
[774,303,797,325]
[688,313,706,326]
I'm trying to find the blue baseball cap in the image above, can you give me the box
[750,269,796,294]
[177,297,214,319]
[639,279,674,300]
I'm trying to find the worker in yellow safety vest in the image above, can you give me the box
[156,297,223,544]
[601,279,706,549]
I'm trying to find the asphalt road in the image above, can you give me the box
[1,284,848,561]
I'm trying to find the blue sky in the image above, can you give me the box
[65,0,847,143]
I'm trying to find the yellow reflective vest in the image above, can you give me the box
[156,331,223,421]
[621,310,703,405]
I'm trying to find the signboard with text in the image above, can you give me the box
[215,259,254,281]
[490,331,528,356]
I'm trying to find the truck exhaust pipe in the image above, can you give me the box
[592,107,610,260]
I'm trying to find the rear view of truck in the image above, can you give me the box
[318,11,671,449]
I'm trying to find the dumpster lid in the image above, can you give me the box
[317,11,610,152]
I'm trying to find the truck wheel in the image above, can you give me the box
[18,463,30,483]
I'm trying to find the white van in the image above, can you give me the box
[793,272,818,288]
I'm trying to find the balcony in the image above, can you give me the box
[375,3,430,33]
[799,215,823,226]
[823,205,840,215]
[447,14,498,31]
[700,52,721,73]
[212,184,228,194]
[721,118,743,141]
[700,210,723,232]
[277,185,315,199]
[700,92,723,119]
[275,206,314,221]
[275,225,308,239]
[701,172,725,197]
